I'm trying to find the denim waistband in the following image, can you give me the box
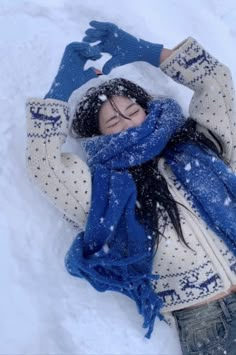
[173,292,236,323]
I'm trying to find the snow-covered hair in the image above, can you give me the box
[71,78,152,138]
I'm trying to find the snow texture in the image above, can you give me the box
[1,0,236,354]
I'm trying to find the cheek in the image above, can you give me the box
[136,111,146,124]
[100,122,122,136]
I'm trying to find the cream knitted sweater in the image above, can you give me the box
[26,37,236,326]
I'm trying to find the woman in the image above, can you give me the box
[26,21,236,354]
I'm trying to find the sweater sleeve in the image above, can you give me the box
[160,37,236,170]
[25,98,91,230]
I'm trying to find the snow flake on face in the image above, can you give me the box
[224,196,231,206]
[147,235,152,240]
[110,225,114,231]
[100,217,104,223]
[195,159,200,167]
[184,163,192,171]
[212,157,216,162]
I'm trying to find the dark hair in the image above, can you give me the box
[130,119,223,252]
[73,78,223,251]
[71,78,152,137]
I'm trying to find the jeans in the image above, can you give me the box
[172,292,236,355]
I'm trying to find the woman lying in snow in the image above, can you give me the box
[26,20,236,354]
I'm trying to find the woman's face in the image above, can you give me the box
[98,96,146,135]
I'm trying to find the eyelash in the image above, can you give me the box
[129,109,139,116]
[108,110,140,128]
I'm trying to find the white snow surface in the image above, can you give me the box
[1,0,236,354]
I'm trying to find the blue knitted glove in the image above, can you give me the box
[45,42,102,102]
[83,21,163,74]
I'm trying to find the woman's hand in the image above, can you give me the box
[83,21,163,74]
[45,42,102,102]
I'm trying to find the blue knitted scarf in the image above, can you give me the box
[65,98,236,338]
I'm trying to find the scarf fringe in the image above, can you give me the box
[65,234,164,338]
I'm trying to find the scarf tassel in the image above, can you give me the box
[65,237,164,338]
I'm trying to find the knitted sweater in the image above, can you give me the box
[26,37,236,327]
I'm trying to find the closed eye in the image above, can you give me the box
[107,110,140,128]
[107,119,120,128]
[129,109,139,116]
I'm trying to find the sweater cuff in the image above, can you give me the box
[160,37,193,68]
[26,98,70,138]
[160,37,220,91]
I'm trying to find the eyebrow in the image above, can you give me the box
[105,103,137,124]
[125,102,136,110]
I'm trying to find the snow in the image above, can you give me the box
[224,196,232,206]
[1,0,236,354]
[184,163,192,171]
[102,244,110,254]
[98,94,107,102]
